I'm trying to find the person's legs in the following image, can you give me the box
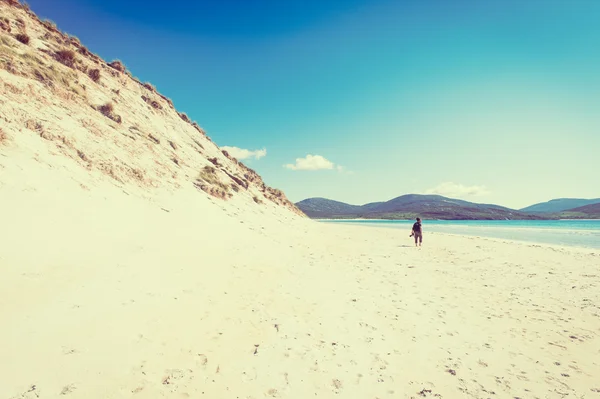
[415,232,422,246]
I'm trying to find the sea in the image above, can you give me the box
[320,219,600,250]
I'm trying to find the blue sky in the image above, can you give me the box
[26,0,600,208]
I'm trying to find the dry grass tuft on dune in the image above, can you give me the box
[93,102,122,123]
[87,67,100,82]
[195,165,232,199]
[178,111,191,123]
[108,59,126,72]
[15,32,29,44]
[53,48,77,68]
[143,81,156,92]
[0,16,11,32]
[0,127,8,144]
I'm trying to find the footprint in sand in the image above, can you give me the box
[61,347,78,355]
[60,384,76,395]
[161,369,192,391]
[241,367,257,382]
[131,385,145,394]
[196,354,208,367]
[10,385,39,399]
[332,379,343,390]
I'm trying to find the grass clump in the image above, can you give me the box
[108,59,126,72]
[68,82,86,98]
[77,45,92,57]
[147,133,160,144]
[191,122,205,134]
[159,94,174,109]
[197,165,230,192]
[0,127,8,144]
[0,40,17,72]
[208,157,221,167]
[54,49,76,68]
[41,19,58,31]
[16,52,78,90]
[67,34,81,47]
[199,165,215,177]
[93,102,122,124]
[178,112,190,123]
[87,68,100,82]
[99,102,113,115]
[15,33,29,45]
[142,95,162,110]
[0,16,11,33]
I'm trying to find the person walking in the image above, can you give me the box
[410,217,423,247]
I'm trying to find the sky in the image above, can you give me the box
[25,0,600,209]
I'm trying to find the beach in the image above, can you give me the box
[2,1,599,397]
[2,176,599,399]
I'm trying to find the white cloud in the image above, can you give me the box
[425,182,491,197]
[284,154,335,171]
[221,146,267,160]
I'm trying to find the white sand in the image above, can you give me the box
[2,162,599,398]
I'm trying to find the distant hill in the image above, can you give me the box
[558,203,600,219]
[520,198,600,213]
[296,195,544,220]
[569,203,600,213]
[295,198,365,218]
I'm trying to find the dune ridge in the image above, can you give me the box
[0,0,301,215]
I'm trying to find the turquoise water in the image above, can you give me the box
[320,219,600,249]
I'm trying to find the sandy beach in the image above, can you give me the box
[2,170,599,399]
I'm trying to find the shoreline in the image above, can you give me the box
[321,221,599,253]
[314,218,600,250]
[412,230,598,254]
[316,217,600,222]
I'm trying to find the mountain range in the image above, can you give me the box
[519,198,600,213]
[296,195,600,220]
[559,202,600,219]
